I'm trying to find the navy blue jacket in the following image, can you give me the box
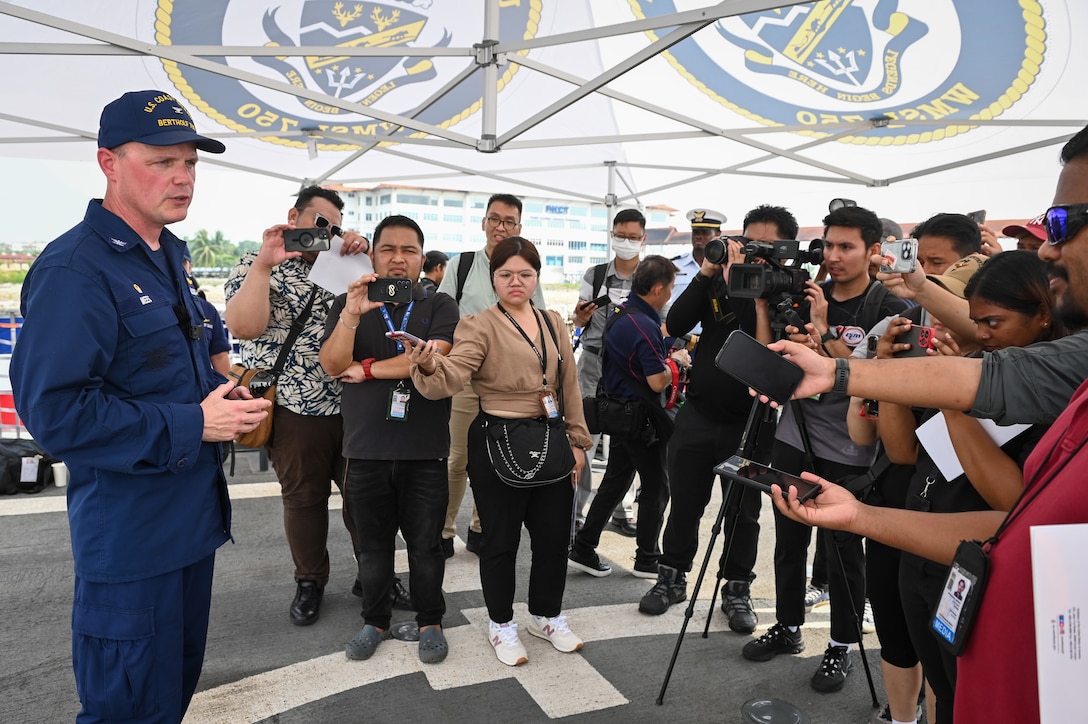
[11,200,230,583]
[601,294,669,401]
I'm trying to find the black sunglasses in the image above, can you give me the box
[1044,204,1088,246]
[313,212,343,239]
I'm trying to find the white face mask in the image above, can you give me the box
[611,239,643,260]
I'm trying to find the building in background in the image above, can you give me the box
[332,184,676,283]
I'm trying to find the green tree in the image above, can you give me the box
[186,229,232,268]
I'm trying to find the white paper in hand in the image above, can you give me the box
[308,235,373,296]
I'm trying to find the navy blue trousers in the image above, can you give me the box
[72,552,216,723]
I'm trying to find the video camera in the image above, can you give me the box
[725,237,825,299]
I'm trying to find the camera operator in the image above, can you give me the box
[225,186,374,626]
[742,205,909,695]
[638,206,787,628]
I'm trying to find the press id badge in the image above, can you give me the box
[388,384,411,422]
[932,539,990,655]
[540,391,559,419]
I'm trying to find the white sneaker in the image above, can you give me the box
[527,614,584,653]
[862,600,876,635]
[489,619,528,666]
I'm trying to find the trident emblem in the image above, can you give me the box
[325,66,367,96]
[814,50,861,86]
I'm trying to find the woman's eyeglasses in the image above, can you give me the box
[493,270,538,283]
[313,212,343,239]
[1045,204,1088,247]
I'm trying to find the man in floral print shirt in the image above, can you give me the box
[225,186,371,626]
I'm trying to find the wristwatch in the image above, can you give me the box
[820,327,840,344]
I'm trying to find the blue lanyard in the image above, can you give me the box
[380,301,415,352]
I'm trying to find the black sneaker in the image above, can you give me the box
[638,565,686,615]
[811,644,852,693]
[631,559,659,579]
[742,622,804,662]
[721,580,758,634]
[567,547,612,577]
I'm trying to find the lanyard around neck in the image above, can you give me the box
[497,302,548,388]
[380,301,415,352]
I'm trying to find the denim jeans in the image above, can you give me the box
[344,458,448,630]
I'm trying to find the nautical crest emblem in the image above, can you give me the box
[628,0,1052,144]
[149,0,541,150]
[258,1,447,105]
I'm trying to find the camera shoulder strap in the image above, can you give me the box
[270,285,319,378]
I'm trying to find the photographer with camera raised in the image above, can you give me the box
[225,186,375,626]
[742,205,909,695]
[319,214,459,665]
[638,206,790,626]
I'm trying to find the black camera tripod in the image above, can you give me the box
[655,306,879,710]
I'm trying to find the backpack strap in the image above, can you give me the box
[581,262,609,336]
[455,251,475,305]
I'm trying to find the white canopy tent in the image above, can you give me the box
[0,0,1085,234]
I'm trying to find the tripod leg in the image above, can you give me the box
[702,479,744,637]
[827,530,879,709]
[655,479,735,705]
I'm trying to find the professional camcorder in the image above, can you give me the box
[725,238,824,299]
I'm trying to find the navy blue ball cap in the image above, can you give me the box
[98,90,226,154]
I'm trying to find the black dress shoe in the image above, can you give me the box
[289,580,324,626]
[440,537,454,559]
[466,528,483,554]
[610,517,637,537]
[391,575,414,611]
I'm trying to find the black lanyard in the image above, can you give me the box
[986,432,1088,548]
[498,302,548,389]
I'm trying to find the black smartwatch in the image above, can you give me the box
[820,327,840,344]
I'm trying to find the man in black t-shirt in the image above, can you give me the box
[320,215,459,665]
[742,206,908,695]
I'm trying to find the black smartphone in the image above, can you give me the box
[714,454,822,502]
[714,329,804,404]
[966,209,987,224]
[579,295,611,310]
[284,227,331,252]
[893,324,936,358]
[368,277,413,304]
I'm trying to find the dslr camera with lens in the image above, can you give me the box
[726,238,824,299]
[283,227,332,252]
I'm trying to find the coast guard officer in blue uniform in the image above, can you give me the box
[669,209,727,335]
[11,90,270,723]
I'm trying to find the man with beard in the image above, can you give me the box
[764,123,1088,724]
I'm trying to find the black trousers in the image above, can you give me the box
[574,434,669,567]
[659,403,762,578]
[468,414,574,623]
[344,458,448,630]
[771,440,867,643]
[899,552,958,724]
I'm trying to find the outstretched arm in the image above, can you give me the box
[770,477,1007,565]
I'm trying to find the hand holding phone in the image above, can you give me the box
[715,330,804,404]
[386,330,425,347]
[579,295,611,311]
[714,454,822,502]
[880,239,918,273]
[893,324,936,358]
